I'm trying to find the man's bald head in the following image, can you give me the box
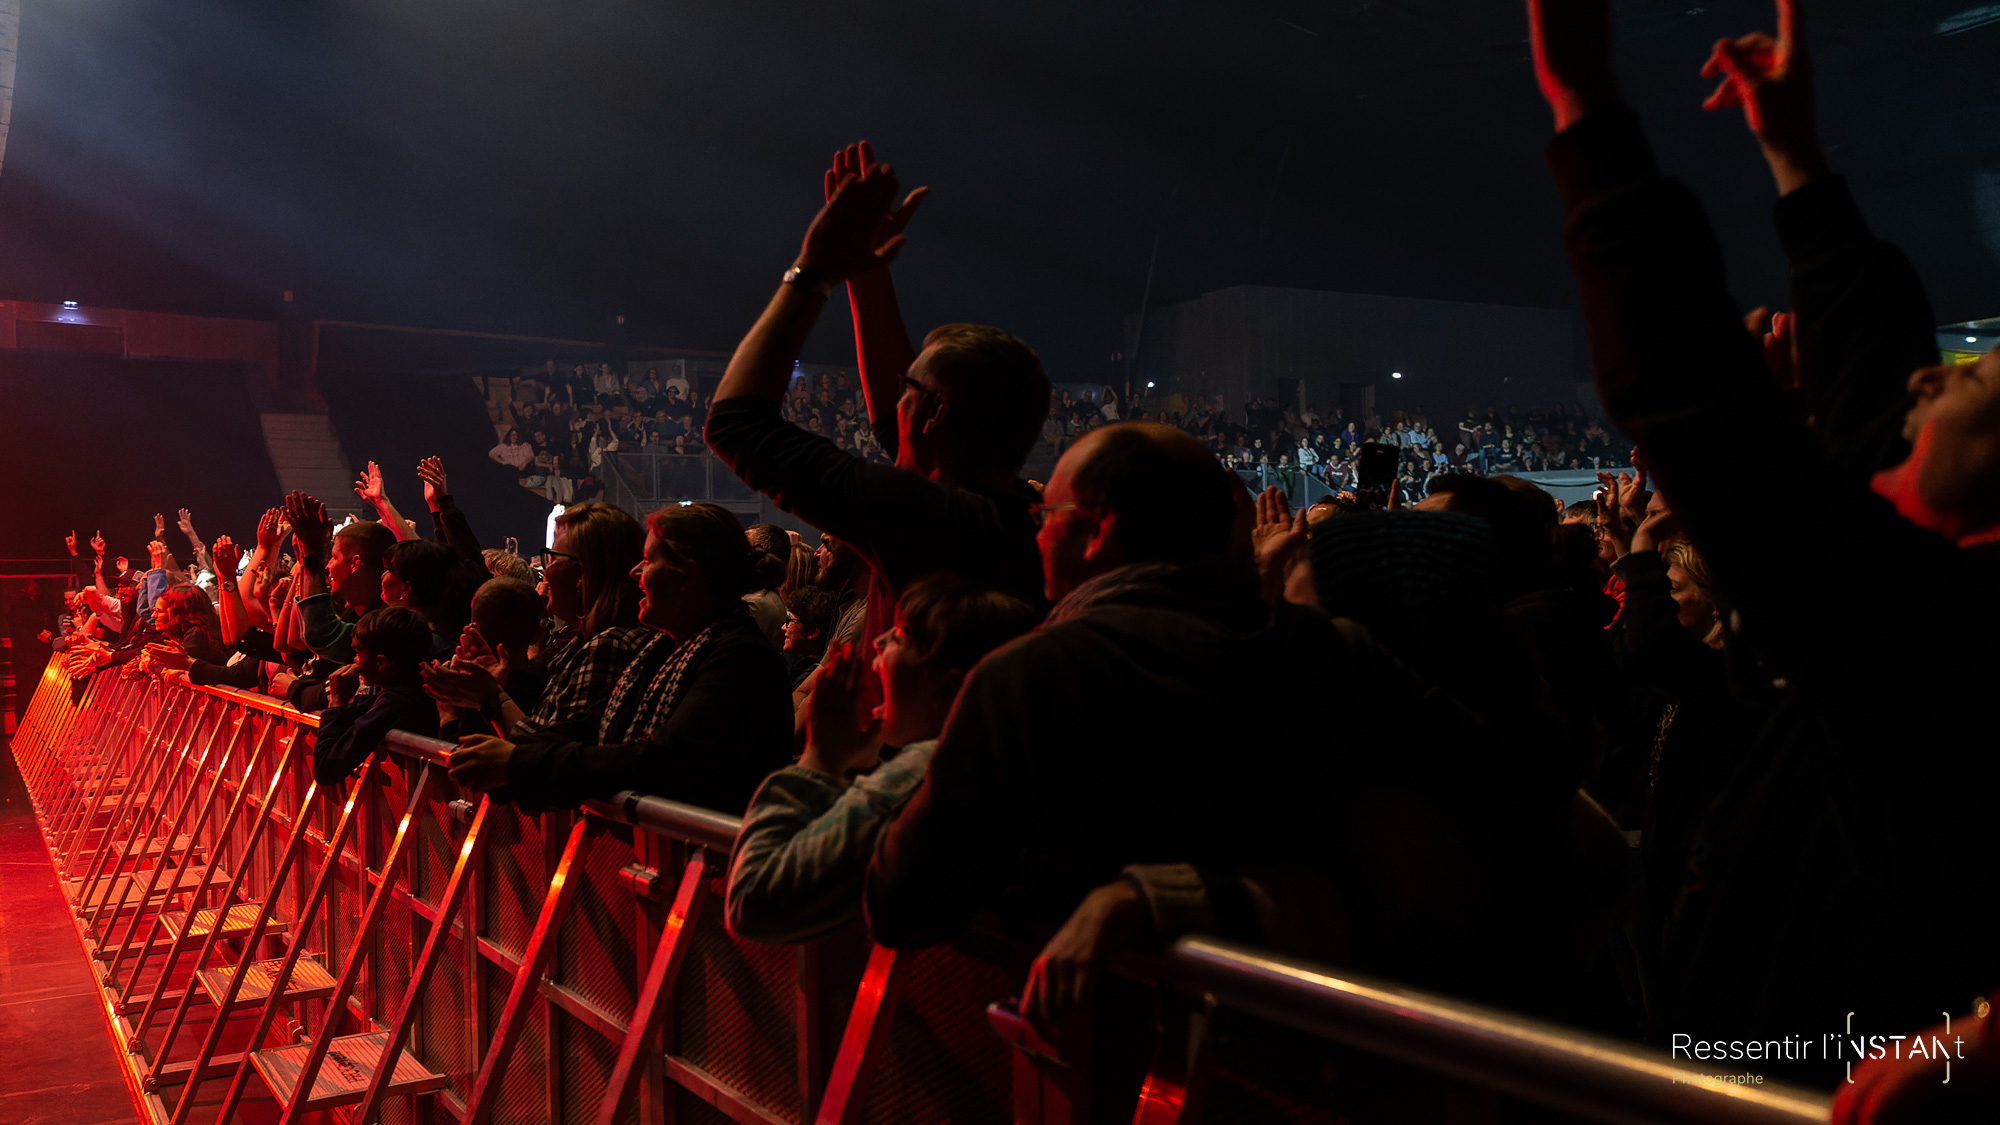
[1054,422,1240,564]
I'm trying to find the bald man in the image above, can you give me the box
[864,423,1452,949]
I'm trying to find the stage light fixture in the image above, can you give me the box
[62,300,78,309]
[1391,371,1403,379]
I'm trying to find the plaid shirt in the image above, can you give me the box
[511,625,649,743]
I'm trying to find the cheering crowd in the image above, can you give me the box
[40,1,2000,1118]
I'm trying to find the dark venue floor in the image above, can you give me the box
[0,734,144,1124]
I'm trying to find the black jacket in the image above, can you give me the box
[503,615,793,815]
[864,561,1464,951]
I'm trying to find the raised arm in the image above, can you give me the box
[353,461,417,541]
[1527,0,1970,709]
[417,456,484,563]
[825,142,928,455]
[210,535,249,645]
[176,508,215,576]
[1698,0,1935,478]
[712,159,918,410]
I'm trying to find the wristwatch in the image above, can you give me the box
[781,263,832,297]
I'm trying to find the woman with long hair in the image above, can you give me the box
[447,502,792,814]
[424,500,646,739]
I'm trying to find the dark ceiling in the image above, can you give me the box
[0,0,1992,384]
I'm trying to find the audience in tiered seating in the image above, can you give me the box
[51,2,2000,1116]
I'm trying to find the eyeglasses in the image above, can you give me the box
[532,548,579,576]
[1030,502,1084,527]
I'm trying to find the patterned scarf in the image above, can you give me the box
[596,612,734,744]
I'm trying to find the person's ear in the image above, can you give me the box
[920,393,949,437]
[1080,509,1121,565]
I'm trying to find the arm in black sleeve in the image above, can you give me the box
[189,652,259,690]
[1552,109,1967,720]
[503,639,792,814]
[1776,176,1937,478]
[313,692,400,786]
[706,397,1003,587]
[427,494,486,566]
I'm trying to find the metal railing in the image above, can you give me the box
[9,658,1832,1124]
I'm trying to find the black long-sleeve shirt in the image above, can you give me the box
[1774,176,1938,479]
[706,397,1045,645]
[1552,109,2000,1073]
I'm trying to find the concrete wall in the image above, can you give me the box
[1124,285,1577,421]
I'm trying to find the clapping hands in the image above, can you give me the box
[1250,486,1308,602]
[801,643,883,779]
[283,491,331,558]
[797,142,928,285]
[1594,467,1651,558]
[256,507,287,555]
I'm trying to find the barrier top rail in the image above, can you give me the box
[152,680,1828,1124]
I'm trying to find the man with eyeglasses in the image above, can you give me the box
[705,143,1051,652]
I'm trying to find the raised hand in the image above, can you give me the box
[1528,0,1623,132]
[1700,0,1825,193]
[154,512,167,539]
[416,456,447,506]
[798,149,925,285]
[801,643,883,778]
[211,534,243,580]
[1764,309,1798,392]
[453,623,505,681]
[148,538,171,571]
[256,507,284,554]
[65,530,77,556]
[283,491,332,557]
[1630,491,1680,554]
[353,461,386,505]
[177,507,198,539]
[91,530,106,556]
[820,141,930,269]
[1250,486,1308,601]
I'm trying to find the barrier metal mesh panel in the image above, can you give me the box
[673,873,802,1122]
[486,962,550,1125]
[419,926,475,1101]
[559,1009,635,1125]
[483,812,545,960]
[862,944,1014,1125]
[558,833,639,1021]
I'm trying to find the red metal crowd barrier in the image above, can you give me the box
[10,658,1831,1124]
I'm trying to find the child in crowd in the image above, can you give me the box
[726,574,1039,944]
[313,606,440,785]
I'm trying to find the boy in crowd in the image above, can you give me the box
[314,606,440,785]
